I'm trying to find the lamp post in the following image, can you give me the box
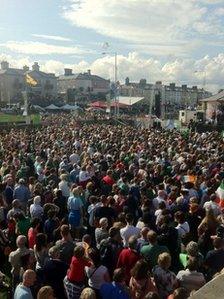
[102,51,118,117]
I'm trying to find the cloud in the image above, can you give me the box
[1,51,224,93]
[0,41,88,55]
[214,8,224,16]
[63,0,224,54]
[32,34,72,42]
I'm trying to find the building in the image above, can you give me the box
[200,90,224,121]
[0,61,25,104]
[57,68,110,101]
[0,61,57,104]
[25,62,57,98]
[120,78,212,117]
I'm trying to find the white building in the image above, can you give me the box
[120,78,212,117]
[200,90,224,120]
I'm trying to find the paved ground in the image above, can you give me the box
[191,273,224,299]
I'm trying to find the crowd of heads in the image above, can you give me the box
[0,113,224,299]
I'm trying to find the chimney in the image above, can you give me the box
[32,62,40,71]
[23,65,29,72]
[1,61,9,70]
[87,69,91,75]
[64,68,73,76]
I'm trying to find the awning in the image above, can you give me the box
[89,101,107,108]
[115,96,145,106]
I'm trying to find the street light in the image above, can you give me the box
[102,51,119,117]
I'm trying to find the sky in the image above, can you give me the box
[0,0,224,92]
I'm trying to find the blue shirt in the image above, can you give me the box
[13,185,31,203]
[14,284,33,299]
[100,282,130,299]
[67,196,83,211]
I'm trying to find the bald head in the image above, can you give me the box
[16,235,27,248]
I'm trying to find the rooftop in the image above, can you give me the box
[58,72,109,82]
[117,96,144,106]
[200,90,224,102]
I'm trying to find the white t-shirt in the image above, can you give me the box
[69,153,80,165]
[58,180,70,198]
[155,209,163,225]
[85,265,108,289]
[30,204,43,219]
[153,197,166,210]
[120,225,140,247]
[176,222,190,239]
[79,171,91,183]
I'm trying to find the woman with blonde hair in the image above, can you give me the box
[37,286,55,299]
[58,174,70,198]
[153,253,177,299]
[80,287,96,299]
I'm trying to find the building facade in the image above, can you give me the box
[57,68,110,101]
[120,78,212,117]
[0,61,25,104]
[0,61,57,104]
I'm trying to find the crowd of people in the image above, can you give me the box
[0,114,224,299]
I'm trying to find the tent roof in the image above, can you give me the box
[33,105,45,111]
[62,104,83,110]
[117,96,145,106]
[200,90,224,103]
[45,104,60,109]
[62,104,74,110]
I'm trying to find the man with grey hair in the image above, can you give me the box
[95,217,109,248]
[14,269,36,299]
[43,246,68,299]
[9,235,33,289]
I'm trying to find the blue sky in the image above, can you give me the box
[0,0,224,92]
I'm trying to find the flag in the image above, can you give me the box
[26,74,38,86]
[217,181,224,201]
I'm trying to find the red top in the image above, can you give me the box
[102,175,115,186]
[67,256,91,283]
[117,248,140,283]
[28,227,37,249]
